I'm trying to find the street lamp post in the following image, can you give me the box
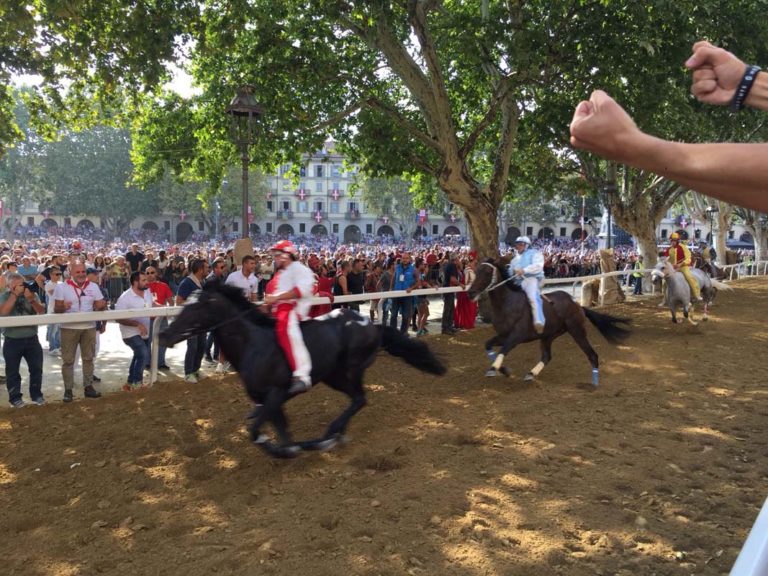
[705,205,719,244]
[226,86,262,239]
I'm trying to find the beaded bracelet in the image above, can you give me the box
[730,65,761,112]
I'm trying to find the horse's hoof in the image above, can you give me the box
[314,437,340,452]
[484,369,498,377]
[253,433,269,444]
[523,373,534,382]
[499,367,511,378]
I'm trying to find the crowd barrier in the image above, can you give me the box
[0,260,765,574]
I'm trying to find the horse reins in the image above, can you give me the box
[477,262,517,295]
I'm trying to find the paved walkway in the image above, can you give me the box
[2,283,624,409]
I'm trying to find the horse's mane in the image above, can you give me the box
[484,258,523,292]
[203,281,276,327]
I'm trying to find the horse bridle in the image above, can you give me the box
[476,262,517,296]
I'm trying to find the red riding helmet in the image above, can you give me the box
[270,239,298,255]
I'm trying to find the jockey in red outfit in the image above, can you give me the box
[264,240,317,395]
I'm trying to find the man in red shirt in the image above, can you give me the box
[144,266,173,370]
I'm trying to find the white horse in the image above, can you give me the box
[651,260,732,325]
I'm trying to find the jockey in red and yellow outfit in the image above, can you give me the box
[264,240,317,395]
[665,232,702,301]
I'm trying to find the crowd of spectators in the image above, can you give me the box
[0,229,758,406]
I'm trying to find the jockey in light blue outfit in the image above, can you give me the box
[508,236,546,333]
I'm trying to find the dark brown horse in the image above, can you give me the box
[466,259,630,386]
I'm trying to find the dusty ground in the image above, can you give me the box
[1,277,767,576]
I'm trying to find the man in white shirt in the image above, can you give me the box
[54,262,107,402]
[115,271,154,390]
[214,254,260,374]
[264,240,317,395]
[44,266,62,355]
[225,254,259,302]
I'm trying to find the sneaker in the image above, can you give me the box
[63,389,74,403]
[84,386,101,399]
[184,373,198,384]
[204,354,215,364]
[92,375,102,383]
[215,361,232,374]
[158,364,171,371]
[10,398,26,408]
[288,376,312,395]
[48,348,60,356]
[31,397,46,406]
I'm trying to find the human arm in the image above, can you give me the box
[686,40,768,111]
[0,286,45,316]
[569,90,768,213]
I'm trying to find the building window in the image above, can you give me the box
[64,217,71,227]
[366,224,373,234]
[315,165,323,178]
[560,227,566,237]
[348,201,358,212]
[432,224,439,235]
[233,222,239,232]
[267,201,273,212]
[266,222,273,233]
[164,221,170,230]
[299,166,306,177]
[281,200,291,211]
[332,181,340,191]
[330,201,339,213]
[198,221,205,232]
[315,181,323,192]
[332,223,339,234]
[314,201,324,212]
[297,201,308,212]
[299,223,306,233]
[280,164,290,175]
[28,217,35,226]
[661,229,668,239]
[729,230,735,239]
[526,226,533,236]
[331,165,341,177]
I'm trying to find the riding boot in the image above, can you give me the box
[288,376,312,395]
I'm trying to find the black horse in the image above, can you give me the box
[159,282,446,458]
[467,259,630,386]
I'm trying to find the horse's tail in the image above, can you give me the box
[710,278,733,291]
[582,308,631,345]
[379,326,447,375]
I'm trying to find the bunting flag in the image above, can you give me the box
[0,199,3,218]
[332,189,340,200]
[179,209,186,221]
[247,205,254,224]
[314,211,322,223]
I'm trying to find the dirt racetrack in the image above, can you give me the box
[1,277,767,576]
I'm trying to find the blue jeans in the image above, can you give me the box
[47,323,61,350]
[184,333,206,376]
[123,335,150,385]
[147,317,168,367]
[389,296,413,334]
[3,336,43,403]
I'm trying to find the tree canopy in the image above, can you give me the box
[5,1,768,254]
